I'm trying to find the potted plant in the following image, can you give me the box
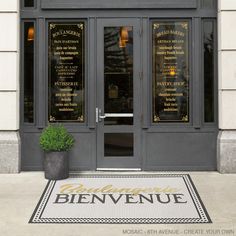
[39,124,75,180]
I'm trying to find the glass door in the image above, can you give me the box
[96,19,141,170]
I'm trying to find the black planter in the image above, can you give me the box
[44,151,69,180]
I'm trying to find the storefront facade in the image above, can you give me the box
[0,0,235,173]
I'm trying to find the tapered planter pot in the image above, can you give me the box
[44,151,69,180]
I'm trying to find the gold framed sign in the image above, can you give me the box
[152,21,189,123]
[48,22,85,122]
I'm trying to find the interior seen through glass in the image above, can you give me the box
[204,20,214,122]
[104,26,133,125]
[104,133,134,156]
[24,22,34,123]
[24,0,34,7]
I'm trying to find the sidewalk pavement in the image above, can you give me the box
[0,171,235,236]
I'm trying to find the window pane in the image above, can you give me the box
[24,22,34,123]
[204,21,214,122]
[24,0,34,7]
[105,133,133,156]
[152,21,190,123]
[104,27,133,125]
[48,23,85,122]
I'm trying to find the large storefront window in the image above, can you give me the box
[152,21,189,123]
[48,22,85,122]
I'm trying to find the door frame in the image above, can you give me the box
[96,18,142,170]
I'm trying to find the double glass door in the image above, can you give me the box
[96,19,141,170]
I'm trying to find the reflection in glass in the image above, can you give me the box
[104,27,133,125]
[24,22,34,123]
[152,21,189,123]
[104,133,133,156]
[24,0,34,7]
[204,21,214,122]
[48,23,85,122]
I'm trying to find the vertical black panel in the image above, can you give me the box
[203,20,214,123]
[24,22,35,123]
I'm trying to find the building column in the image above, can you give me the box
[0,1,20,173]
[218,0,236,173]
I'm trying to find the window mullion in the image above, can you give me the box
[192,17,201,128]
[36,18,47,128]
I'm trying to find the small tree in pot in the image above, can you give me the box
[39,124,75,180]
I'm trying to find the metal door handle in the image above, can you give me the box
[96,108,106,123]
[104,113,133,118]
[96,109,134,122]
[99,115,106,119]
[99,109,106,121]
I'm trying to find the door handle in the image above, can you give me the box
[96,108,106,123]
[99,115,106,119]
[99,109,106,121]
[104,113,133,118]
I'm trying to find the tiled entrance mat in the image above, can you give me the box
[29,174,211,224]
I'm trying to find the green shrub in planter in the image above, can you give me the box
[39,125,75,180]
[40,124,75,152]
